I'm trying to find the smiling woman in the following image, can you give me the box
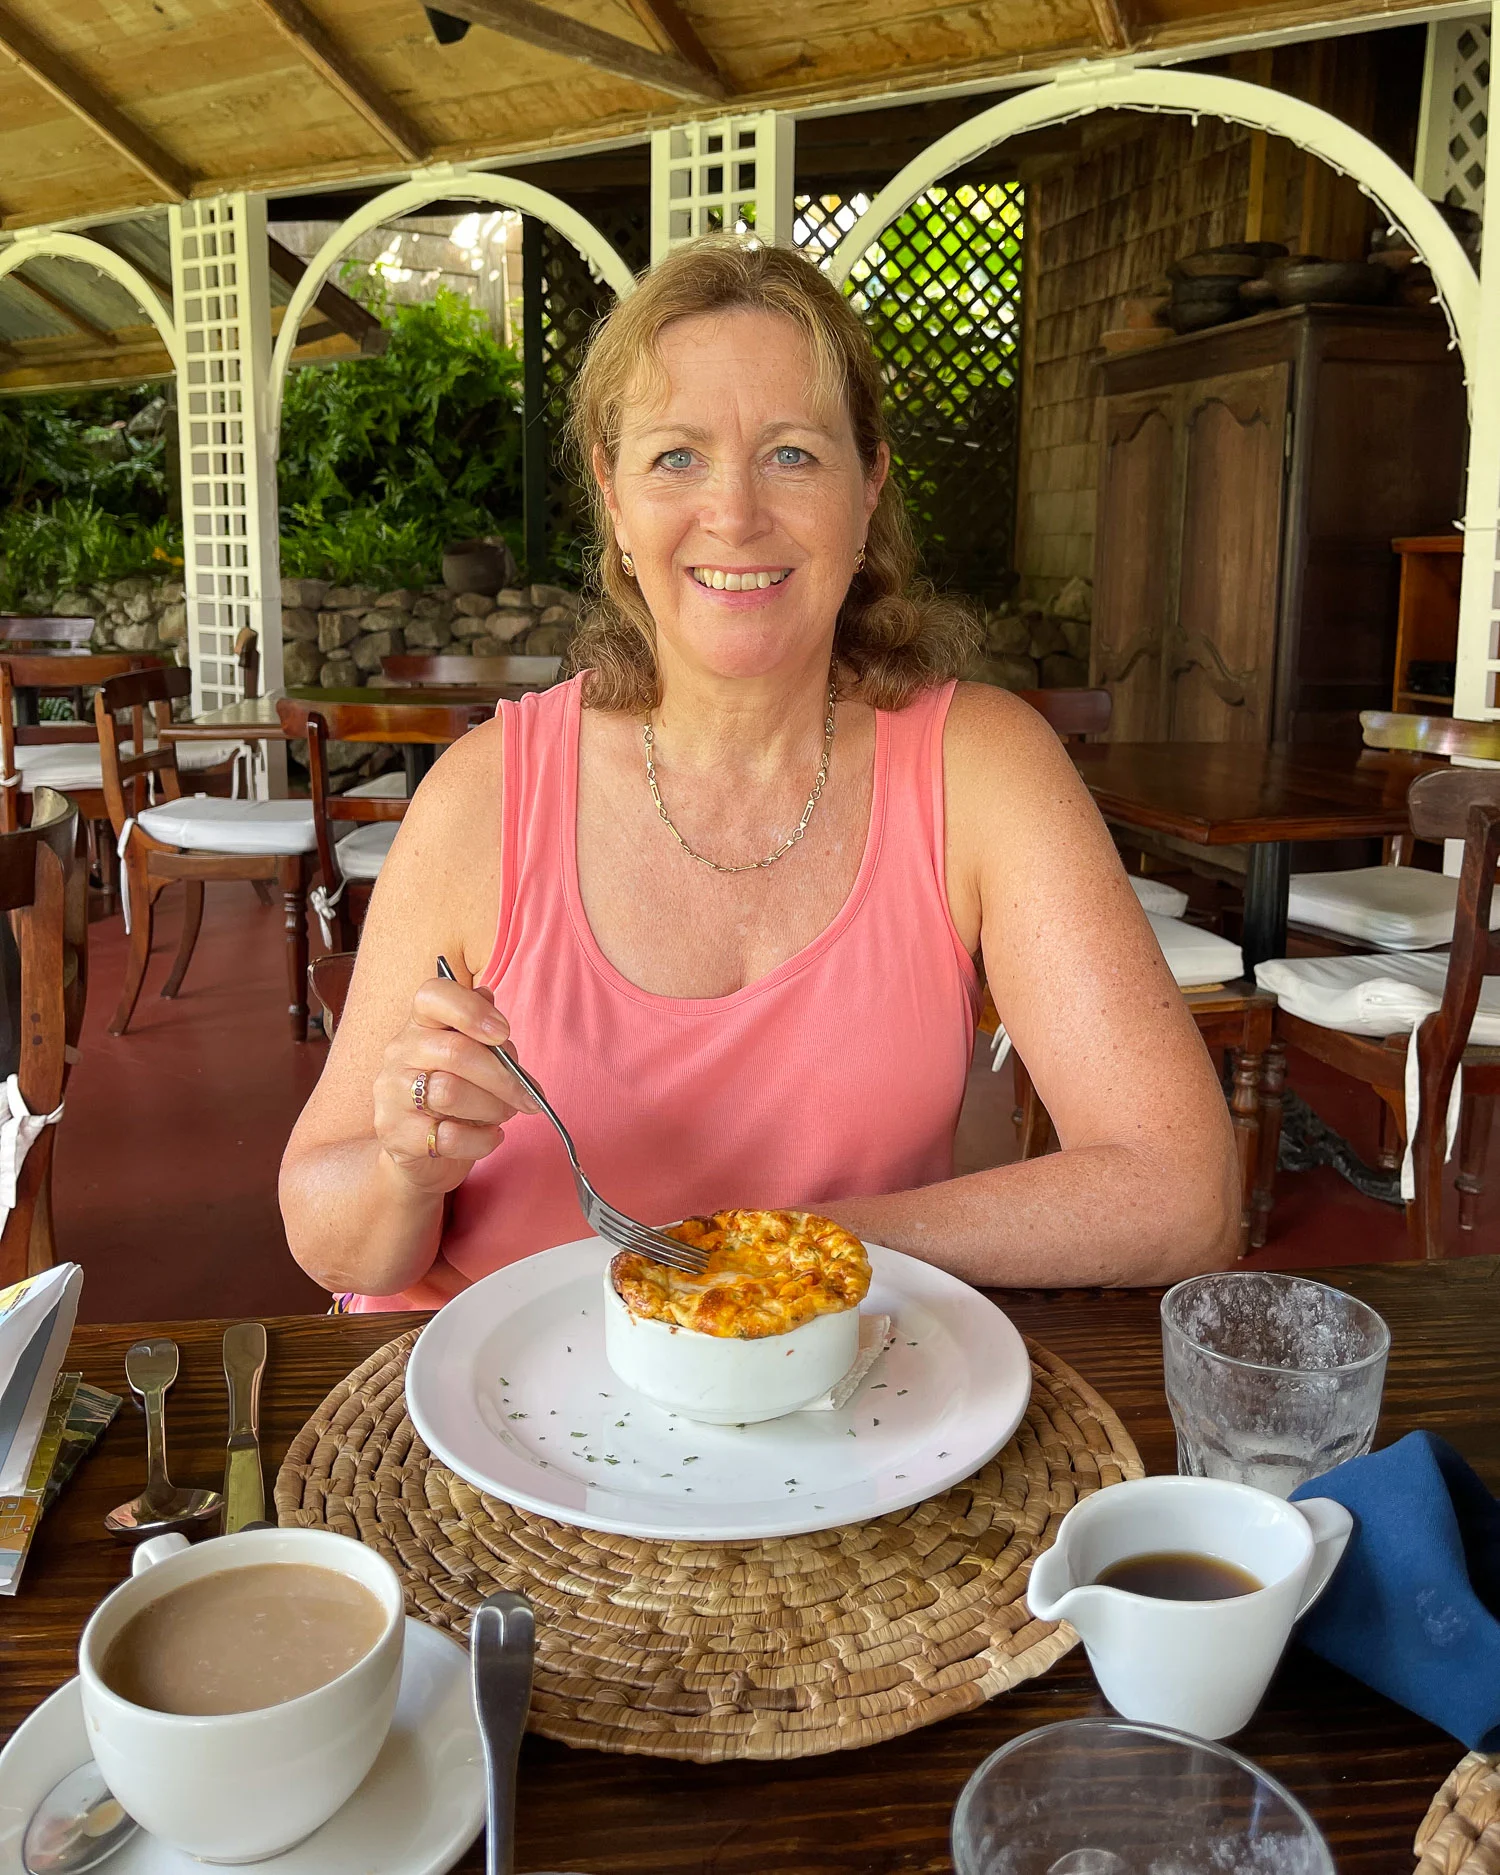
[278,235,1239,1311]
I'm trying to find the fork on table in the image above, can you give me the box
[435,957,709,1276]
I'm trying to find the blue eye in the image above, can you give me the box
[773,445,809,467]
[657,448,694,470]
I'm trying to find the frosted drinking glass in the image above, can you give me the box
[1161,1271,1389,1497]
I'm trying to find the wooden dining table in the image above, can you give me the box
[1071,741,1435,970]
[6,1257,1494,1873]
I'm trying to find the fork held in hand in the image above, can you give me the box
[435,957,709,1276]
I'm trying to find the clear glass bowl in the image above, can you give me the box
[951,1718,1334,1874]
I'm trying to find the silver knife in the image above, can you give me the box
[222,1322,267,1535]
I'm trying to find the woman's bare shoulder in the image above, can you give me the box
[942,679,1078,794]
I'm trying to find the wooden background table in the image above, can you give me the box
[1072,742,1434,969]
[7,1259,1496,1873]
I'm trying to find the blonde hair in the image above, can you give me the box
[565,237,977,712]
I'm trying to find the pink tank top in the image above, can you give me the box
[350,674,979,1311]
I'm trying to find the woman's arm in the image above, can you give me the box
[831,685,1239,1287]
[278,719,534,1300]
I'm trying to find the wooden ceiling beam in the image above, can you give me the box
[0,3,191,200]
[1087,0,1133,51]
[618,0,725,91]
[246,0,428,164]
[435,0,725,102]
[267,234,387,353]
[11,270,117,346]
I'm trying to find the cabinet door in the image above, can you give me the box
[1091,390,1178,741]
[1169,364,1290,745]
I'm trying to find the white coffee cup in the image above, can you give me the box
[1026,1475,1352,1739]
[78,1526,405,1863]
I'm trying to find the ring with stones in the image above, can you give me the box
[411,1070,429,1113]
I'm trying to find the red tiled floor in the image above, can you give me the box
[56,888,1496,1326]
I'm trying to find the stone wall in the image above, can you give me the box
[12,573,582,680]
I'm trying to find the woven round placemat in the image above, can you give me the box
[274,1330,1141,1762]
[1416,1753,1500,1875]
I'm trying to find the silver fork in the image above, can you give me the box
[435,957,709,1276]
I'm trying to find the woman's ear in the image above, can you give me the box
[864,441,890,518]
[592,443,625,543]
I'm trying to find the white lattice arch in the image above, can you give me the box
[267,171,635,438]
[0,231,182,372]
[828,65,1480,370]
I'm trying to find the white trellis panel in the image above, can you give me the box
[651,113,794,261]
[169,194,284,753]
[1418,17,1490,217]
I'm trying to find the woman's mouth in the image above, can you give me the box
[688,566,792,591]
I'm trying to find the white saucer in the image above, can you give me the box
[0,1619,484,1875]
[406,1237,1033,1542]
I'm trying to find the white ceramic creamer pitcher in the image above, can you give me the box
[1027,1475,1352,1739]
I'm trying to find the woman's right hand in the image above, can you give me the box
[374,974,537,1195]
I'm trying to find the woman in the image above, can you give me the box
[280,238,1237,1308]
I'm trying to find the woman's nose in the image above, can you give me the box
[699,466,768,544]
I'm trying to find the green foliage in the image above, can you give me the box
[0,280,527,603]
[0,385,179,605]
[277,282,524,585]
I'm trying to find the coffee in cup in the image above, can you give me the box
[1026,1475,1352,1739]
[79,1527,404,1862]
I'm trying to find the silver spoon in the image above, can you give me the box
[471,1591,535,1875]
[22,1762,136,1873]
[104,1340,222,1536]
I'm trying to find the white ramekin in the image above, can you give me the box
[602,1264,861,1423]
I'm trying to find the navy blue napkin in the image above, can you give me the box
[1290,1431,1500,1749]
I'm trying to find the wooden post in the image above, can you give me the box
[522,214,548,584]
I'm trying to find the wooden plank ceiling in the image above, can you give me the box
[0,0,1440,234]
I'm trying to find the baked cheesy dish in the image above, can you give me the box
[610,1209,871,1340]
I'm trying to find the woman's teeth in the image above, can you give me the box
[689,568,790,591]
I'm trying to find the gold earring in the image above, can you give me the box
[621,550,636,578]
[853,545,866,573]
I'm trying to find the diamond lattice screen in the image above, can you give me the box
[537,206,649,577]
[796,183,1025,597]
[1422,19,1490,215]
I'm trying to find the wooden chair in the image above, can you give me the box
[1265,765,1500,1258]
[275,695,486,951]
[95,666,318,1040]
[0,785,88,1284]
[1012,686,1111,743]
[1282,711,1500,953]
[379,653,562,689]
[0,617,95,653]
[309,952,356,1039]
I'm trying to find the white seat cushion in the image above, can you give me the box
[1129,875,1190,918]
[137,797,317,856]
[1147,913,1244,989]
[1256,951,1500,1042]
[336,821,399,880]
[343,771,408,800]
[13,744,104,792]
[1287,867,1499,952]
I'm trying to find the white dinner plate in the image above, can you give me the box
[0,1620,484,1875]
[406,1238,1031,1541]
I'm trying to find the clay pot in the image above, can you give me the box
[441,538,516,595]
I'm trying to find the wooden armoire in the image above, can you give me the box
[1089,305,1467,746]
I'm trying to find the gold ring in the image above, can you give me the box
[412,1070,429,1113]
[426,1127,439,1159]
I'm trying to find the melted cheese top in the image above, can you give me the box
[610,1210,871,1340]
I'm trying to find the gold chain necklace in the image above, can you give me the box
[641,673,838,874]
